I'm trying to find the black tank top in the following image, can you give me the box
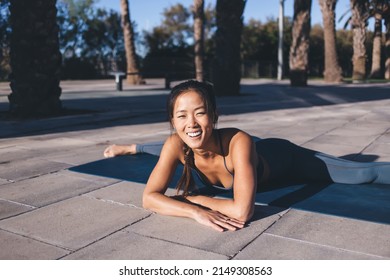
[192,130,234,190]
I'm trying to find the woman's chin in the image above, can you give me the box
[185,137,204,149]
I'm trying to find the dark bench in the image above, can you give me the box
[108,71,193,91]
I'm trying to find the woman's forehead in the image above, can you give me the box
[174,91,205,106]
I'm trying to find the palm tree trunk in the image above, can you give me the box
[213,0,246,96]
[193,0,205,82]
[350,0,368,82]
[319,0,343,83]
[385,15,390,79]
[120,0,143,85]
[370,13,383,78]
[8,0,62,117]
[289,0,312,86]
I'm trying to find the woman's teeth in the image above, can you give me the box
[187,131,202,137]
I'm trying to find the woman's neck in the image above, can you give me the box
[192,129,220,159]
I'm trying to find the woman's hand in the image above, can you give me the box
[103,144,136,158]
[192,207,245,232]
[169,195,245,232]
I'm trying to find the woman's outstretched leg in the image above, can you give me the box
[104,141,164,158]
[256,138,332,185]
[256,138,390,185]
[315,153,390,184]
[135,141,164,156]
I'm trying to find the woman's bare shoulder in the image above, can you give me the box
[162,134,185,160]
[219,127,252,143]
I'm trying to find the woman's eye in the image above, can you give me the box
[196,112,206,116]
[177,115,185,119]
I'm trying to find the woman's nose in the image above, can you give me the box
[187,115,197,127]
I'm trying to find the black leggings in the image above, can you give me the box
[256,138,390,186]
[256,138,332,185]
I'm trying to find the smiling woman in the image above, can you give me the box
[104,80,390,232]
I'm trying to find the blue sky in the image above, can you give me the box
[96,0,354,32]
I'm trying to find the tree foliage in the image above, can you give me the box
[0,0,11,80]
[0,0,383,83]
[57,0,126,79]
[241,17,292,77]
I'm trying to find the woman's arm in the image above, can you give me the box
[142,135,244,232]
[186,131,257,222]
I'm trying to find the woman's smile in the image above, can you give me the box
[187,131,202,138]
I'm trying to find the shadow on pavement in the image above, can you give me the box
[69,154,390,225]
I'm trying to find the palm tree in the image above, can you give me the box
[350,0,369,82]
[213,0,246,96]
[193,0,205,82]
[120,0,143,84]
[384,4,390,79]
[319,0,343,83]
[8,0,62,117]
[289,0,312,86]
[370,12,383,78]
[369,0,388,78]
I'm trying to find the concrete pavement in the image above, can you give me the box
[0,78,389,260]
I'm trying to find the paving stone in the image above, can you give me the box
[0,178,10,186]
[0,171,116,207]
[327,125,387,138]
[43,145,105,165]
[0,196,151,250]
[85,181,176,208]
[0,137,30,149]
[0,158,71,181]
[309,134,378,150]
[233,233,383,260]
[62,229,228,260]
[0,146,40,163]
[301,141,364,157]
[0,230,69,260]
[20,137,94,149]
[0,199,35,220]
[129,205,288,257]
[16,137,95,159]
[264,209,390,258]
[364,142,390,157]
[376,132,390,144]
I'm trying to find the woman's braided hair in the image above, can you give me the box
[167,80,218,196]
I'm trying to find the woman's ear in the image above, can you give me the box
[213,112,219,124]
[170,120,176,131]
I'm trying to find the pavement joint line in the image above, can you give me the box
[263,232,389,259]
[57,214,155,260]
[0,178,125,218]
[6,168,70,183]
[128,229,230,258]
[230,214,283,259]
[301,110,384,150]
[0,227,72,253]
[82,194,143,209]
[0,198,36,210]
[360,127,390,155]
[229,209,291,259]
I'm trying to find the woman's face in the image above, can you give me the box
[171,90,214,150]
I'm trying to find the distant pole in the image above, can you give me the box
[277,0,284,81]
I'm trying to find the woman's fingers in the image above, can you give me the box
[210,212,245,231]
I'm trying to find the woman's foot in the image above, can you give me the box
[103,144,137,158]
